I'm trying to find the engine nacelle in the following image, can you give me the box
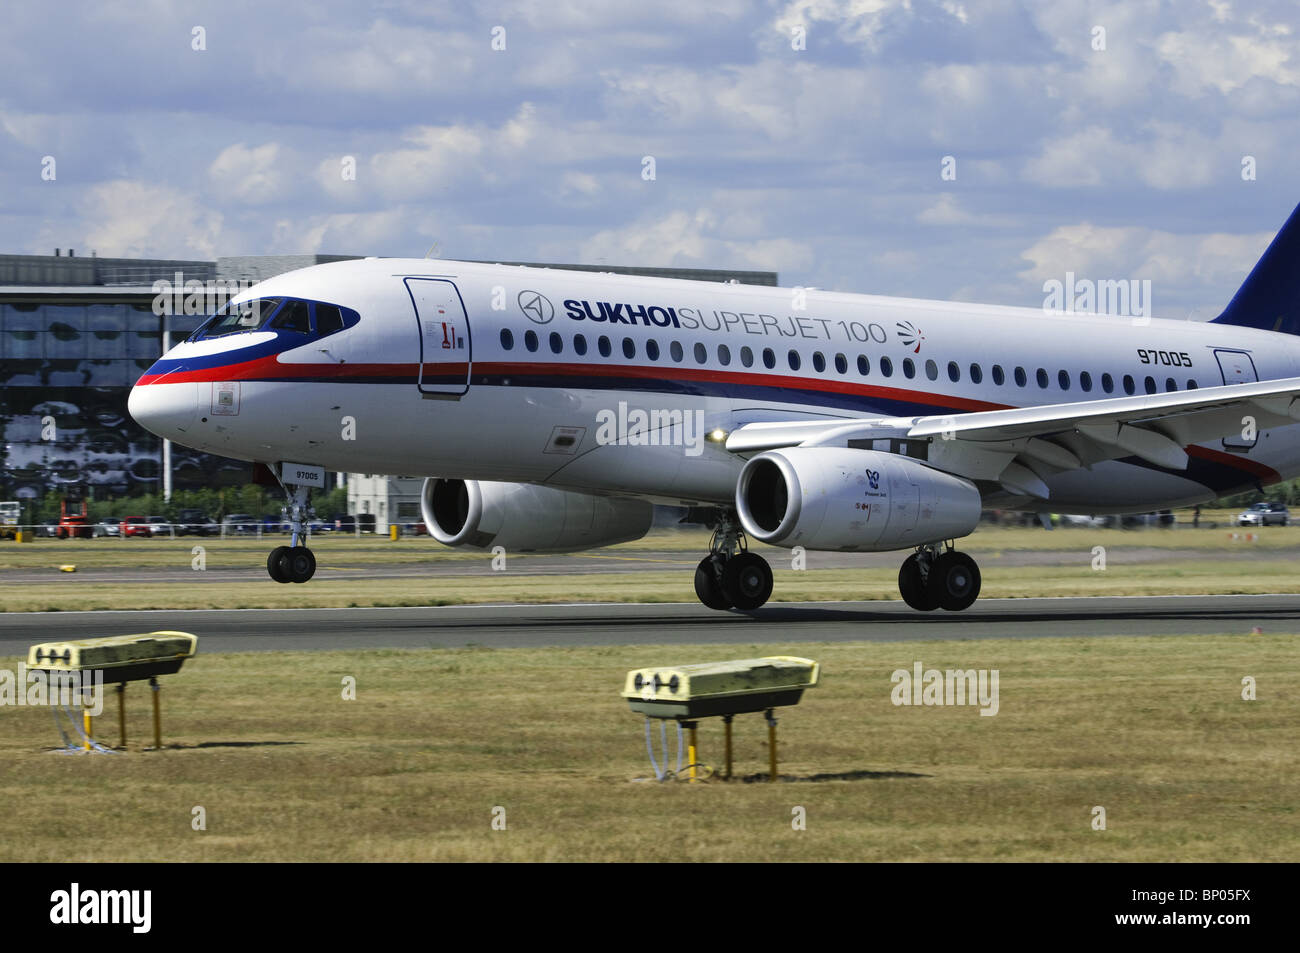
[736,447,980,551]
[420,478,653,553]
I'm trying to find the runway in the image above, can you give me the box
[1,594,1297,654]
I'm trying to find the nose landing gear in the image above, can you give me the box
[693,510,773,611]
[267,479,317,584]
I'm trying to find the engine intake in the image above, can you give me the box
[421,478,653,553]
[736,447,980,551]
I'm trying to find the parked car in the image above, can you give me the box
[175,509,215,536]
[56,514,94,539]
[93,519,121,538]
[221,513,260,535]
[120,516,152,537]
[146,516,173,536]
[1119,510,1176,527]
[1239,502,1289,526]
[1060,514,1114,528]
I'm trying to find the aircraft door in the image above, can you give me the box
[407,278,470,397]
[1215,349,1258,451]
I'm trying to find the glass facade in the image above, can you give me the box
[1,300,252,501]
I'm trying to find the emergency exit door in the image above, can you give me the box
[1215,349,1258,451]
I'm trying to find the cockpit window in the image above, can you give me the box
[271,300,311,334]
[315,303,344,336]
[194,298,282,339]
[190,296,360,342]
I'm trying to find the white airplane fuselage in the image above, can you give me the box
[130,257,1300,514]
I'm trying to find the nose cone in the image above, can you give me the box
[129,381,199,441]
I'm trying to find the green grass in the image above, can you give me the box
[4,521,1300,612]
[0,634,1295,861]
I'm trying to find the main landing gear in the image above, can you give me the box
[267,481,317,584]
[693,511,773,611]
[897,542,981,612]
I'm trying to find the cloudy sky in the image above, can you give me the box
[1,0,1296,316]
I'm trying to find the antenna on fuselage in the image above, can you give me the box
[424,242,441,259]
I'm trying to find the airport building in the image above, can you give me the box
[1,251,777,513]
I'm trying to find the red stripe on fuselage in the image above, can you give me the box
[1186,444,1281,483]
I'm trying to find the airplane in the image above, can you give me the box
[130,201,1300,611]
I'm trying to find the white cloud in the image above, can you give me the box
[209,142,284,205]
[76,180,223,259]
[1017,222,1273,315]
[577,208,813,272]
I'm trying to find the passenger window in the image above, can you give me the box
[762,348,776,369]
[718,344,731,366]
[812,352,825,373]
[1165,377,1176,392]
[948,361,960,383]
[1014,367,1027,387]
[925,359,937,380]
[1058,370,1070,390]
[1036,368,1049,388]
[500,328,514,350]
[315,303,345,336]
[646,339,660,361]
[788,350,801,371]
[1144,376,1156,394]
[969,363,982,384]
[1080,371,1092,392]
[272,300,310,334]
[741,346,754,368]
[857,355,869,376]
[991,365,1004,385]
[524,330,539,352]
[903,358,915,379]
[670,341,684,363]
[622,337,636,359]
[1187,379,1197,390]
[574,334,588,356]
[1102,372,1114,393]
[834,353,848,374]
[598,335,611,357]
[880,356,893,377]
[694,342,707,364]
[550,332,563,354]
[1123,374,1135,395]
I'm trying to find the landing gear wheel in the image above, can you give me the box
[694,555,733,610]
[722,552,773,611]
[898,553,938,611]
[927,551,981,612]
[285,547,316,584]
[267,545,292,583]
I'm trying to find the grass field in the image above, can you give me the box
[2,519,1300,611]
[0,634,1294,862]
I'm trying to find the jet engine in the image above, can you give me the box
[420,478,653,552]
[735,447,980,551]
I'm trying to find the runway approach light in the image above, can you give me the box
[28,631,198,753]
[622,656,819,782]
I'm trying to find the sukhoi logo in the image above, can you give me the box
[866,468,880,490]
[518,290,554,324]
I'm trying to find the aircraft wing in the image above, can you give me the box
[725,376,1300,498]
